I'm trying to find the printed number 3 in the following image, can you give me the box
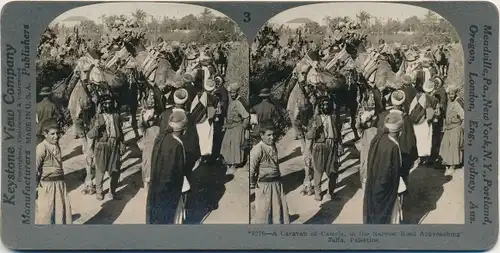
[243,12,251,22]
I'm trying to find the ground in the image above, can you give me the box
[57,121,249,224]
[250,120,465,224]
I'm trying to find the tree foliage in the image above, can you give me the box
[56,8,245,45]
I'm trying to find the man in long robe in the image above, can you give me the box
[376,90,417,185]
[190,78,217,162]
[364,112,405,224]
[431,77,447,164]
[212,75,229,158]
[146,110,189,224]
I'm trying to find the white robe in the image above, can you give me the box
[190,92,215,156]
[409,94,433,157]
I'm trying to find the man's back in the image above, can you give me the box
[253,99,279,124]
[36,99,60,123]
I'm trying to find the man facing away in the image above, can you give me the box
[364,112,406,224]
[147,110,189,224]
[36,86,65,145]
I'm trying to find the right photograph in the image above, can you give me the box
[249,3,464,225]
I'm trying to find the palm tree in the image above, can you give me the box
[356,11,371,27]
[132,9,148,27]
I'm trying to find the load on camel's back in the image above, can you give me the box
[358,48,406,93]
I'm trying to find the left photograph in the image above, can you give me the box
[35,2,250,225]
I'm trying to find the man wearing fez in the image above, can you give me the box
[147,110,189,224]
[36,86,65,145]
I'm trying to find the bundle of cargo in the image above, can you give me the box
[361,49,381,85]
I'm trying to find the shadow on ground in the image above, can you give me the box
[279,147,302,164]
[62,145,83,162]
[303,171,360,224]
[402,164,452,224]
[184,159,228,224]
[84,170,142,224]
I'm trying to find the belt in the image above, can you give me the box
[42,175,64,182]
[258,176,281,183]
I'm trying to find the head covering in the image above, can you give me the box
[446,85,459,94]
[183,73,194,84]
[433,76,443,87]
[42,119,59,132]
[228,83,241,92]
[168,110,188,132]
[391,90,406,106]
[204,79,216,92]
[39,86,52,96]
[384,112,404,133]
[423,78,435,93]
[258,88,271,97]
[214,75,224,86]
[174,88,188,105]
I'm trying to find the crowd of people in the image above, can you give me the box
[249,24,463,224]
[35,17,245,225]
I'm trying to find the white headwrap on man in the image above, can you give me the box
[384,112,404,133]
[169,110,188,132]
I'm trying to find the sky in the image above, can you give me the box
[51,2,227,24]
[268,3,440,25]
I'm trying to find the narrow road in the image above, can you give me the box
[251,121,464,224]
[58,123,249,224]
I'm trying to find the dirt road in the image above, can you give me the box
[58,124,249,224]
[250,122,464,224]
